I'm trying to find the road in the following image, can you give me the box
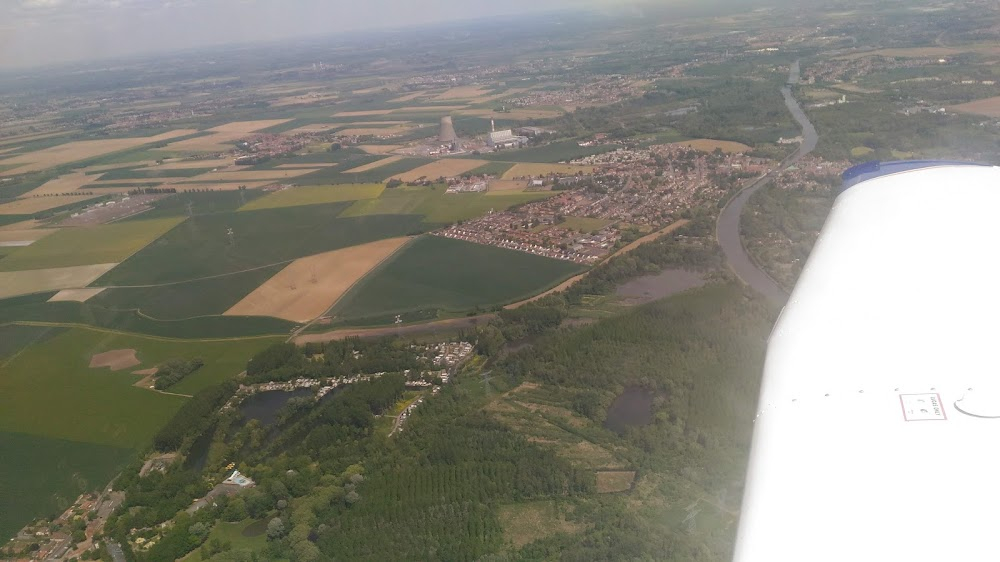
[716,60,818,305]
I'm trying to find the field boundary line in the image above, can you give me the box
[10,320,284,343]
[95,256,295,289]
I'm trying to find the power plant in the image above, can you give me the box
[439,116,457,143]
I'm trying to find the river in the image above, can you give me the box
[716,60,818,305]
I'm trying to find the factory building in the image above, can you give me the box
[487,119,528,149]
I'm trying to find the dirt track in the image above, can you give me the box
[294,315,493,344]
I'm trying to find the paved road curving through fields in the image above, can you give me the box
[716,61,818,305]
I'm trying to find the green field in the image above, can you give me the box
[338,185,438,217]
[89,264,284,320]
[0,431,131,542]
[337,185,555,223]
[96,203,427,285]
[413,190,555,223]
[295,157,430,185]
[333,236,584,320]
[0,217,184,271]
[558,216,614,233]
[0,327,278,446]
[238,184,384,211]
[97,167,215,181]
[0,294,295,339]
[0,324,64,360]
[0,214,31,228]
[123,190,266,221]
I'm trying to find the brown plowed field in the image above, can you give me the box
[225,237,412,322]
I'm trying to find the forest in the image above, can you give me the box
[153,358,204,391]
[740,183,835,291]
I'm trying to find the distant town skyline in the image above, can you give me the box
[0,0,626,70]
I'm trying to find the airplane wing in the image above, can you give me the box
[733,161,1000,562]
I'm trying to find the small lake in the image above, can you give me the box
[239,388,316,426]
[604,386,655,435]
[615,269,705,305]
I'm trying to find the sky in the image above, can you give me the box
[0,0,614,70]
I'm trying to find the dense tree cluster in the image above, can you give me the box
[153,382,237,451]
[153,357,204,390]
[245,338,424,384]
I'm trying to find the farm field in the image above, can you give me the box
[0,327,278,445]
[0,129,198,175]
[470,140,618,163]
[96,167,217,181]
[336,125,418,136]
[294,157,430,185]
[184,168,320,182]
[0,431,131,543]
[0,194,101,215]
[89,264,286,320]
[48,288,106,302]
[455,107,565,119]
[0,329,188,447]
[96,203,426,284]
[333,236,584,321]
[487,180,527,192]
[160,181,273,191]
[0,228,56,244]
[0,263,117,299]
[154,120,290,153]
[413,190,555,223]
[358,144,403,154]
[558,216,614,233]
[123,190,266,220]
[0,293,294,339]
[0,324,64,360]
[0,217,183,271]
[21,171,102,197]
[388,91,427,103]
[225,237,412,322]
[239,184,384,211]
[668,138,751,153]
[502,163,595,179]
[433,86,493,100]
[951,96,1000,117]
[338,185,437,217]
[393,159,491,182]
[333,110,393,117]
[343,155,406,173]
[152,158,233,170]
[0,325,278,537]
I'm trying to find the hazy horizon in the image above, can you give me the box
[0,0,633,70]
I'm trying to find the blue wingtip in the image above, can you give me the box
[840,160,991,194]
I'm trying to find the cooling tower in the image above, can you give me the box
[439,116,457,143]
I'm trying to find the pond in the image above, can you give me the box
[615,268,705,305]
[186,388,323,471]
[604,386,655,435]
[238,388,316,426]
